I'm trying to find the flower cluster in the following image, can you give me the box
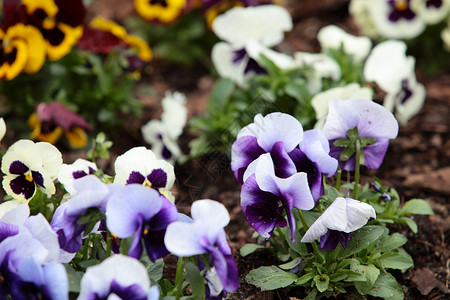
[0,0,86,80]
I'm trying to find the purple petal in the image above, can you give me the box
[300,129,338,177]
[231,136,265,184]
[9,161,29,175]
[72,170,88,179]
[143,229,170,262]
[126,171,145,185]
[9,176,36,200]
[109,279,148,299]
[320,230,353,250]
[147,169,167,189]
[0,222,19,242]
[363,139,390,169]
[241,175,287,239]
[270,142,297,178]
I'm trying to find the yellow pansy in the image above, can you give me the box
[134,0,187,23]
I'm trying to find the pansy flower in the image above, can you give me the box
[1,139,62,202]
[411,0,450,24]
[322,98,399,171]
[57,158,97,195]
[211,5,293,86]
[20,0,86,61]
[28,102,92,148]
[364,39,425,124]
[231,112,303,184]
[241,153,315,241]
[114,147,175,200]
[141,91,187,163]
[0,23,46,80]
[317,24,372,63]
[78,254,159,300]
[106,184,178,261]
[79,16,152,62]
[365,0,425,39]
[164,199,239,294]
[51,175,122,253]
[0,230,68,300]
[301,197,376,250]
[134,0,187,23]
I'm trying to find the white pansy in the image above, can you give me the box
[349,0,380,38]
[245,39,295,70]
[364,39,416,93]
[311,83,373,129]
[368,0,426,39]
[301,197,376,243]
[317,25,372,62]
[293,52,341,94]
[411,0,450,24]
[57,159,98,195]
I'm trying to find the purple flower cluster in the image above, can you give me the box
[231,112,338,241]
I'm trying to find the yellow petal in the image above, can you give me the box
[65,127,88,148]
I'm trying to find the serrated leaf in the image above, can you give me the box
[350,260,380,295]
[378,233,407,252]
[343,226,385,257]
[379,249,414,271]
[141,257,164,285]
[246,266,298,291]
[398,199,434,216]
[240,244,266,257]
[368,272,404,300]
[185,262,205,299]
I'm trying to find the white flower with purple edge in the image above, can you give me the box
[1,139,62,202]
[301,197,376,250]
[57,158,97,195]
[164,199,239,294]
[322,98,399,171]
[317,25,372,63]
[106,184,178,261]
[211,5,293,85]
[78,254,159,300]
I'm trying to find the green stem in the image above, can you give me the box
[336,165,342,192]
[353,140,361,199]
[174,257,185,299]
[106,230,112,258]
[82,235,90,260]
[298,209,324,263]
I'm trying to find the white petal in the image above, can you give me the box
[161,91,188,139]
[211,42,248,86]
[35,142,63,179]
[24,214,61,263]
[0,201,28,223]
[58,159,97,195]
[212,5,293,47]
[245,39,294,70]
[191,199,230,229]
[411,0,450,24]
[0,118,6,142]
[164,221,206,256]
[343,198,376,232]
[301,197,348,242]
[394,82,426,126]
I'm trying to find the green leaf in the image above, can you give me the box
[368,272,404,300]
[141,257,164,285]
[333,138,353,147]
[159,279,174,296]
[314,274,330,293]
[209,78,234,111]
[285,228,308,255]
[240,244,265,257]
[379,249,414,271]
[336,269,366,282]
[378,233,407,252]
[64,264,83,293]
[343,226,385,256]
[246,266,298,291]
[397,217,418,233]
[339,146,355,162]
[184,262,205,299]
[350,260,380,295]
[279,257,302,270]
[296,272,316,285]
[398,199,434,216]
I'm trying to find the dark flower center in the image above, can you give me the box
[426,0,442,8]
[388,0,416,22]
[0,46,18,65]
[232,48,266,75]
[149,0,168,7]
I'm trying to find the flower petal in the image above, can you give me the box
[343,198,376,232]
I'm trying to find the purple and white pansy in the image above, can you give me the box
[114,146,175,190]
[364,39,425,125]
[106,184,178,261]
[211,5,293,85]
[78,254,159,300]
[301,197,376,250]
[1,139,62,202]
[322,98,399,171]
[164,200,239,294]
[57,158,97,195]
